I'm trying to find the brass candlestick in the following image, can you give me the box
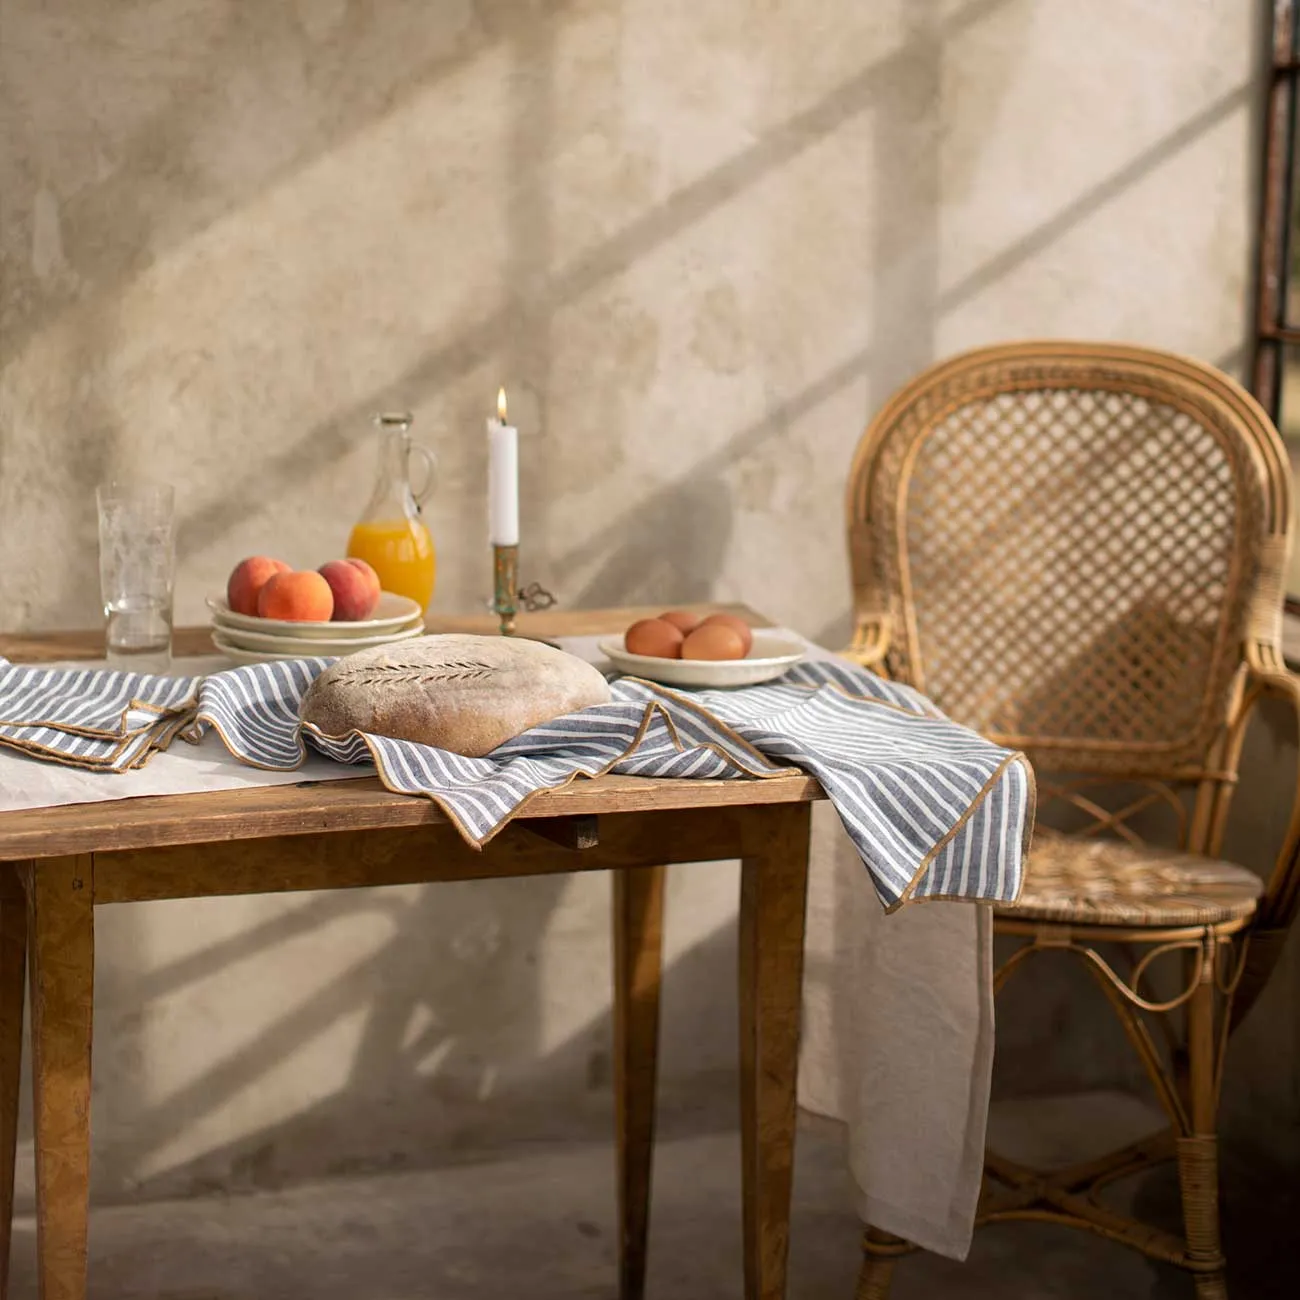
[493,544,520,636]
[492,545,555,637]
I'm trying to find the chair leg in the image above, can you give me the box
[856,1228,905,1300]
[1178,968,1227,1299]
[855,1255,896,1300]
[1178,1135,1227,1300]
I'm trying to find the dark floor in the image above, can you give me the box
[7,1095,1296,1298]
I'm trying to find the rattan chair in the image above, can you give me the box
[845,342,1298,1300]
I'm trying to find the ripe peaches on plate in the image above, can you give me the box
[226,555,383,623]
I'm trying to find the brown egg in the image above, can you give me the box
[625,618,685,659]
[698,613,754,655]
[659,609,702,634]
[681,622,747,661]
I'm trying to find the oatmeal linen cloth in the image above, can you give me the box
[799,801,998,1257]
[0,647,1032,1254]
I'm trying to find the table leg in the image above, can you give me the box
[738,804,811,1300]
[0,864,28,1295]
[613,864,666,1300]
[25,856,94,1300]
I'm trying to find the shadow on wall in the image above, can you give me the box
[149,0,1040,572]
[571,473,734,608]
[12,865,746,1205]
[1,0,556,623]
[3,0,1246,611]
[1,1,571,364]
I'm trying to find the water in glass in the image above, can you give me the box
[97,483,175,672]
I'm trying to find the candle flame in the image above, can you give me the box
[497,387,508,423]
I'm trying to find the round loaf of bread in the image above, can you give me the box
[299,634,612,757]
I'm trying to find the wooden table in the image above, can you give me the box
[0,606,824,1300]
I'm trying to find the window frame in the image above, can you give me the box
[1251,0,1300,609]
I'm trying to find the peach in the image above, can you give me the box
[319,558,382,621]
[345,556,382,604]
[227,556,290,617]
[258,570,334,622]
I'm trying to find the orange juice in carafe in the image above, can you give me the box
[347,413,438,611]
[347,518,436,609]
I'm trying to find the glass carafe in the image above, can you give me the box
[346,413,438,611]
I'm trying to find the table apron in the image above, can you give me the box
[83,804,793,905]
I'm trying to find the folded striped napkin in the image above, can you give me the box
[0,659,201,771]
[0,654,1032,910]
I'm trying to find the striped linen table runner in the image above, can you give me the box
[0,654,1033,910]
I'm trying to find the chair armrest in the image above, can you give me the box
[844,612,892,673]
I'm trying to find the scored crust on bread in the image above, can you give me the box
[298,634,612,757]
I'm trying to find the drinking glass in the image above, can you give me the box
[96,482,175,672]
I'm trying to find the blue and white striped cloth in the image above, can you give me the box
[0,654,1033,910]
[0,658,201,770]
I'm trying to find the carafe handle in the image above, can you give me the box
[409,443,437,508]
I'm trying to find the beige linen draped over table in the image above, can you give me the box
[800,802,993,1258]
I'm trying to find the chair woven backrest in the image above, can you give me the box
[847,342,1290,781]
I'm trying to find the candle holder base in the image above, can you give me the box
[492,546,556,637]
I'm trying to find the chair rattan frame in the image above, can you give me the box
[845,342,1298,1300]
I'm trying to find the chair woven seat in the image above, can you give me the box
[997,832,1262,928]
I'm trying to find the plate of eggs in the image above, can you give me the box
[598,611,806,688]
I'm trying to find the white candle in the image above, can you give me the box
[488,387,519,546]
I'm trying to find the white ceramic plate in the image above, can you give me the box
[207,592,424,639]
[597,631,806,688]
[214,622,427,656]
[209,630,338,666]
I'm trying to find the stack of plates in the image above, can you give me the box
[207,593,425,665]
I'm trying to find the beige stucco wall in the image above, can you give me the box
[3,0,1294,1205]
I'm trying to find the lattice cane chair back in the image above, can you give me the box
[846,342,1300,1300]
